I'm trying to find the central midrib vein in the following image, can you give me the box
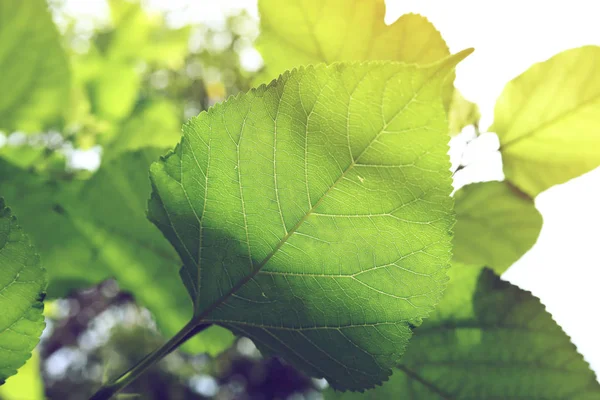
[191,65,438,324]
[192,155,359,322]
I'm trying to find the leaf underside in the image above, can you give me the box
[148,55,470,390]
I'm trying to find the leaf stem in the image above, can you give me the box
[89,321,211,400]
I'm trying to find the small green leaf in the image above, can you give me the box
[326,266,600,399]
[453,181,543,274]
[149,54,470,390]
[0,199,47,385]
[0,0,70,132]
[492,45,600,197]
[0,152,233,357]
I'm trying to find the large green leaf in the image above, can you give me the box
[327,266,600,399]
[0,200,47,385]
[0,152,233,356]
[256,0,454,104]
[148,54,470,390]
[0,0,70,132]
[453,181,543,274]
[492,45,600,197]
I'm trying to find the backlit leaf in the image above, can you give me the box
[492,45,600,197]
[0,200,47,385]
[148,54,470,390]
[256,0,454,105]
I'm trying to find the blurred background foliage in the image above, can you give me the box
[0,0,323,399]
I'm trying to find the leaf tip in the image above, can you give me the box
[432,48,474,78]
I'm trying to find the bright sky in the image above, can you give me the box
[385,0,600,374]
[60,0,600,374]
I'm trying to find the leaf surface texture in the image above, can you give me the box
[148,57,468,390]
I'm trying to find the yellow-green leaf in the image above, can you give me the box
[256,0,454,105]
[492,45,600,197]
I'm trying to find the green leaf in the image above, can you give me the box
[0,0,70,132]
[453,181,543,274]
[0,199,47,385]
[148,54,471,390]
[256,0,454,105]
[0,152,233,356]
[492,45,600,197]
[0,351,43,400]
[326,266,600,399]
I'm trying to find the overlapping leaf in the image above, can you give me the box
[327,265,600,399]
[0,0,70,132]
[256,0,455,104]
[453,181,543,273]
[0,152,233,356]
[0,200,47,385]
[148,54,470,390]
[492,45,600,197]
